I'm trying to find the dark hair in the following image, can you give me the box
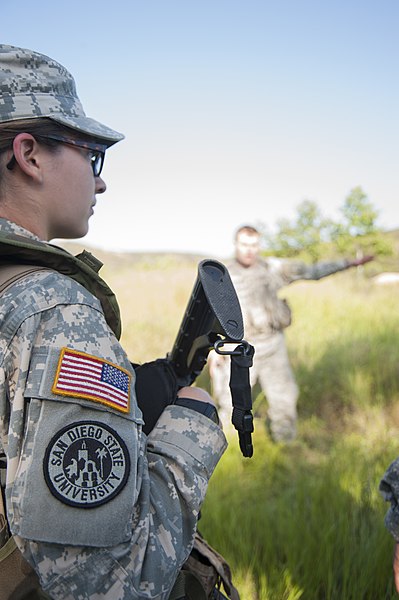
[0,117,101,153]
[0,119,65,183]
[0,118,66,152]
[234,224,260,240]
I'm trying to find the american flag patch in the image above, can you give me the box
[52,348,131,413]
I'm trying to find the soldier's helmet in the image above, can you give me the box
[0,44,124,147]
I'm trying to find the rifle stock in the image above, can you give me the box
[168,259,255,457]
[168,259,244,388]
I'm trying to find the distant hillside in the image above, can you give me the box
[56,240,207,270]
[55,228,399,274]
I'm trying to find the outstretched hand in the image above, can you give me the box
[348,255,374,267]
[393,542,399,592]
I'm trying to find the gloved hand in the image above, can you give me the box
[347,255,374,267]
[134,359,179,435]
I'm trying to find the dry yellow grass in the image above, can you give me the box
[102,259,199,363]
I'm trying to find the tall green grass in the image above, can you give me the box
[200,424,397,599]
[105,262,399,599]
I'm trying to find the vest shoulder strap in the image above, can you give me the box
[0,265,49,295]
[0,232,121,339]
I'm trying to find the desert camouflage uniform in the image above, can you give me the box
[211,256,349,441]
[0,218,227,599]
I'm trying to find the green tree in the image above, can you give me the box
[263,187,392,264]
[294,200,333,262]
[331,186,392,258]
[263,217,300,258]
[264,200,332,262]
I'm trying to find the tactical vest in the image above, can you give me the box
[0,231,121,339]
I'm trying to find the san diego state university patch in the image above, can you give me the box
[44,421,130,508]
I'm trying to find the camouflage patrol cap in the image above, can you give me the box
[0,44,124,146]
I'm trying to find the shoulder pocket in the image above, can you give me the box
[12,347,143,547]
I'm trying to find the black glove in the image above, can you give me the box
[133,359,179,435]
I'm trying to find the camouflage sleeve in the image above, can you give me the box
[3,273,227,599]
[379,459,399,541]
[269,257,349,284]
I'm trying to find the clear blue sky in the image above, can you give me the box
[2,1,398,258]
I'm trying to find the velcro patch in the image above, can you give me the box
[52,348,131,413]
[44,421,130,508]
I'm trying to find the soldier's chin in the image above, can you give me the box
[237,254,254,267]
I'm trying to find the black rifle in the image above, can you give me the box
[168,259,254,457]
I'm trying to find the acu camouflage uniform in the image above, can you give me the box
[0,44,124,143]
[211,256,350,441]
[380,460,399,542]
[0,218,227,599]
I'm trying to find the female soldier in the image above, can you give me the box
[0,44,226,600]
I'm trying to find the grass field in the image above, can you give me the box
[102,257,399,599]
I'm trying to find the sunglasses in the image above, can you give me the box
[6,134,107,177]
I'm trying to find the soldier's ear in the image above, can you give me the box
[12,133,44,183]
